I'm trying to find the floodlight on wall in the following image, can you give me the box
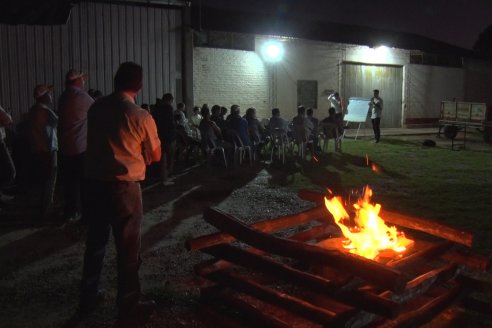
[262,40,284,62]
[358,44,392,63]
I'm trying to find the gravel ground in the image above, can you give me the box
[0,164,316,328]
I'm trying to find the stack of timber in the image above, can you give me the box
[186,190,491,327]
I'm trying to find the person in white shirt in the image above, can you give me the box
[328,92,343,119]
[369,89,383,143]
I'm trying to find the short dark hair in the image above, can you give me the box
[177,102,185,110]
[272,108,280,116]
[162,93,174,102]
[114,62,143,92]
[297,106,306,115]
[231,105,240,115]
[373,89,379,93]
[211,105,221,115]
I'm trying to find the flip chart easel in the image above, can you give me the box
[343,97,370,140]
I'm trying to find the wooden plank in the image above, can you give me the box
[205,270,341,326]
[200,244,399,318]
[441,250,490,271]
[298,189,474,247]
[386,241,453,268]
[378,284,462,328]
[203,207,406,292]
[186,206,328,251]
[380,263,460,305]
[201,287,310,328]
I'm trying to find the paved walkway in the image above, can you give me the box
[344,126,492,152]
[343,127,438,138]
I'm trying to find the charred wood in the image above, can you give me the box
[186,206,328,251]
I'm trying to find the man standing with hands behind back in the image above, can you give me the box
[369,89,383,143]
[79,62,161,324]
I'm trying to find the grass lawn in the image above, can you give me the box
[281,137,492,255]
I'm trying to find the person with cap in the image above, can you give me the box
[57,69,94,222]
[369,89,383,143]
[28,84,58,220]
[78,62,161,323]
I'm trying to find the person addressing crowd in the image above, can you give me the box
[369,89,383,143]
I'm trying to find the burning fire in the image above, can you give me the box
[324,186,413,260]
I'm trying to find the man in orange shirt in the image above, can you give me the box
[79,62,161,323]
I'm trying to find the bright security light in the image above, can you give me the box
[262,41,284,62]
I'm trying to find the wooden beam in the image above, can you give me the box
[378,284,462,328]
[201,244,399,318]
[205,270,342,326]
[386,241,453,268]
[298,189,474,247]
[380,209,473,248]
[186,206,328,251]
[203,207,406,292]
[201,288,291,328]
[441,250,490,271]
[381,263,460,304]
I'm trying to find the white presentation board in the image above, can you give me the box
[345,97,371,123]
[343,97,371,140]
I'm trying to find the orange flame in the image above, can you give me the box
[371,163,381,173]
[324,186,412,260]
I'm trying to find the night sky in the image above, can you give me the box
[199,0,492,50]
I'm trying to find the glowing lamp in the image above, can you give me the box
[262,41,284,62]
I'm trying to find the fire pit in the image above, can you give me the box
[186,189,491,327]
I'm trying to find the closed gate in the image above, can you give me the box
[342,63,403,128]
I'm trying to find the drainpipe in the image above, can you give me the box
[181,1,194,116]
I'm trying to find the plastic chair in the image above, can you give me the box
[229,130,253,166]
[269,128,288,164]
[202,133,228,168]
[320,123,342,152]
[292,124,311,159]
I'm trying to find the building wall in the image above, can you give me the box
[263,38,342,119]
[193,47,269,118]
[405,64,464,123]
[0,2,182,122]
[193,33,490,125]
[464,58,492,105]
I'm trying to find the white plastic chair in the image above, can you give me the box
[269,128,288,164]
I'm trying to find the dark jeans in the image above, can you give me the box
[80,180,143,313]
[31,151,57,217]
[60,153,85,220]
[0,139,16,188]
[371,117,381,142]
[160,140,176,181]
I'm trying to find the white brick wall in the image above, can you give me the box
[193,35,484,124]
[193,47,270,118]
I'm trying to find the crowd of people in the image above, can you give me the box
[0,62,358,324]
[1,81,352,216]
